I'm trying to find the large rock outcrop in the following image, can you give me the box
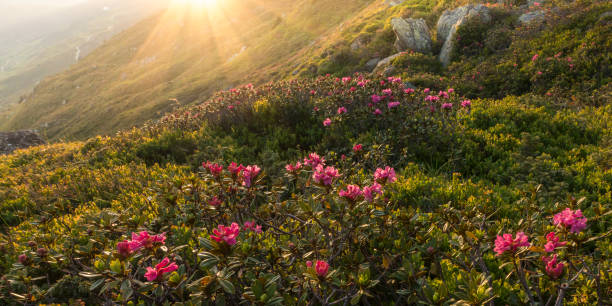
[519,10,546,24]
[0,130,45,155]
[391,18,432,54]
[437,4,491,66]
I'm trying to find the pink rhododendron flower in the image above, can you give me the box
[228,162,245,176]
[285,162,303,173]
[542,255,564,279]
[353,144,362,152]
[532,54,539,61]
[323,118,332,126]
[342,77,352,83]
[441,103,453,110]
[374,166,397,184]
[315,260,329,277]
[371,95,382,103]
[493,232,530,256]
[388,101,400,109]
[382,89,393,96]
[243,221,261,233]
[144,257,178,282]
[304,153,325,168]
[339,184,363,201]
[424,88,430,94]
[363,183,383,202]
[18,254,29,265]
[312,165,340,186]
[357,81,366,87]
[404,88,415,94]
[242,165,261,187]
[306,261,312,268]
[117,240,132,258]
[448,88,454,94]
[373,108,382,115]
[544,232,567,252]
[425,95,439,102]
[438,91,449,99]
[461,100,472,108]
[128,232,166,251]
[208,196,222,207]
[203,161,223,177]
[553,208,587,233]
[337,107,347,114]
[211,223,241,245]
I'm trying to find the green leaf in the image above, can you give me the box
[350,291,363,305]
[218,278,235,294]
[89,279,105,291]
[120,279,133,300]
[199,237,214,250]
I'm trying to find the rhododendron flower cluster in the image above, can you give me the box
[313,164,340,186]
[211,223,241,246]
[315,260,329,277]
[553,208,587,233]
[374,166,397,184]
[339,184,362,201]
[544,232,566,252]
[337,107,347,114]
[323,118,332,126]
[304,153,325,168]
[388,101,400,109]
[128,231,166,251]
[362,183,382,202]
[371,94,382,103]
[203,161,223,177]
[241,165,261,187]
[494,232,530,255]
[228,162,245,176]
[307,260,330,277]
[352,144,362,152]
[208,196,222,207]
[541,255,564,279]
[285,162,302,173]
[461,99,471,108]
[441,103,453,110]
[144,257,179,282]
[243,221,262,233]
[116,240,132,259]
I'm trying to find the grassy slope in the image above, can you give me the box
[1,0,373,141]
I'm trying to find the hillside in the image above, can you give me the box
[1,0,375,140]
[0,0,611,304]
[0,0,169,110]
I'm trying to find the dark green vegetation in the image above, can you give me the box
[0,0,610,304]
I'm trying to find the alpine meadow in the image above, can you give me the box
[0,0,610,305]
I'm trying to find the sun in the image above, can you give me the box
[173,0,218,8]
[191,0,217,7]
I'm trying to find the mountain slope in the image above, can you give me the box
[1,0,375,140]
[0,0,169,108]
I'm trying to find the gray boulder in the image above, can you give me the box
[391,18,432,54]
[0,130,45,155]
[374,53,403,72]
[519,10,546,24]
[365,58,381,72]
[437,4,491,66]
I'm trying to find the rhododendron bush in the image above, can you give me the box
[0,73,610,305]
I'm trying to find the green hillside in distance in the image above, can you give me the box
[0,0,169,109]
[1,0,376,140]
